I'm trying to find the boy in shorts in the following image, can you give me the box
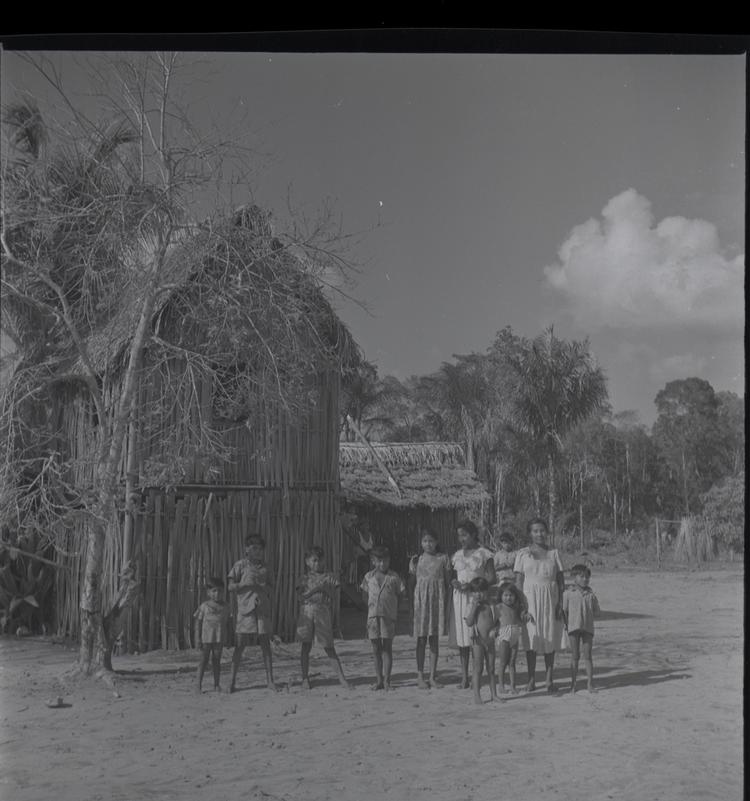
[360,546,405,691]
[296,546,351,689]
[227,534,276,693]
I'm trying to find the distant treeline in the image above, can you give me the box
[341,326,744,543]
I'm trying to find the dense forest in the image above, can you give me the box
[341,326,745,550]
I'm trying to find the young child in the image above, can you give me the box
[227,534,276,694]
[494,581,532,694]
[409,530,451,689]
[562,563,601,693]
[463,577,500,704]
[492,532,517,584]
[360,545,406,691]
[296,545,351,690]
[193,577,229,693]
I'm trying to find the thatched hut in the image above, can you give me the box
[338,442,490,582]
[45,206,358,646]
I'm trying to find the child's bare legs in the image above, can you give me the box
[459,646,472,689]
[370,639,384,689]
[324,646,352,688]
[544,651,556,692]
[300,640,313,689]
[525,650,536,691]
[497,640,511,693]
[508,644,518,692]
[197,644,212,692]
[485,642,498,702]
[568,631,580,693]
[416,636,429,688]
[229,643,245,693]
[258,634,277,690]
[580,632,595,691]
[471,642,485,704]
[210,645,222,691]
[428,635,441,687]
[381,638,393,690]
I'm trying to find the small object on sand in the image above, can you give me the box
[46,696,66,708]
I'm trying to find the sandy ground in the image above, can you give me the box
[0,566,743,801]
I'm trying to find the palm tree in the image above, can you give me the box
[504,327,608,543]
[417,355,492,472]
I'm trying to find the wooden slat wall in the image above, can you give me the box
[52,365,342,648]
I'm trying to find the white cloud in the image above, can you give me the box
[544,189,744,332]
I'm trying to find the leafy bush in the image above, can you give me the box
[0,532,55,634]
[699,472,744,551]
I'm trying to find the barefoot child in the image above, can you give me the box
[562,564,601,693]
[227,534,277,693]
[360,546,406,691]
[194,577,229,693]
[463,577,500,704]
[409,530,451,689]
[296,546,351,689]
[495,581,532,694]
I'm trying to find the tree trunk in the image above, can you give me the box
[613,489,617,541]
[79,519,107,674]
[625,442,632,523]
[547,451,556,546]
[77,247,165,673]
[579,465,584,552]
[461,405,475,472]
[681,448,690,516]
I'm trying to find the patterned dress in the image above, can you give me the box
[513,547,564,654]
[448,547,494,648]
[410,552,451,637]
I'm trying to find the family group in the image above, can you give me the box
[192,518,600,702]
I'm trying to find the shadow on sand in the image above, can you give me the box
[597,610,654,621]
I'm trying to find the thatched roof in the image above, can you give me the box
[63,205,360,378]
[339,441,490,510]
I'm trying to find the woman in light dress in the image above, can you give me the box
[514,518,565,693]
[448,520,496,689]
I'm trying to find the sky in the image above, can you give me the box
[1,46,745,424]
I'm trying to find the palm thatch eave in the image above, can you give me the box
[339,441,490,511]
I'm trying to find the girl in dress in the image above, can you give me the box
[514,518,565,693]
[448,519,496,689]
[409,529,451,688]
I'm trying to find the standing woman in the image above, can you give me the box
[449,520,496,689]
[514,518,565,692]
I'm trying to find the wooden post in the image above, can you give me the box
[655,517,661,569]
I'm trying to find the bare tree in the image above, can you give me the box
[1,53,356,674]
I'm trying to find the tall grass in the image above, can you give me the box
[674,516,716,564]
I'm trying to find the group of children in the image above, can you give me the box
[192,530,600,699]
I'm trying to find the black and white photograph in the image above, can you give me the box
[0,32,744,801]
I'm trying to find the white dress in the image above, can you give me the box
[448,547,494,648]
[513,546,564,654]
